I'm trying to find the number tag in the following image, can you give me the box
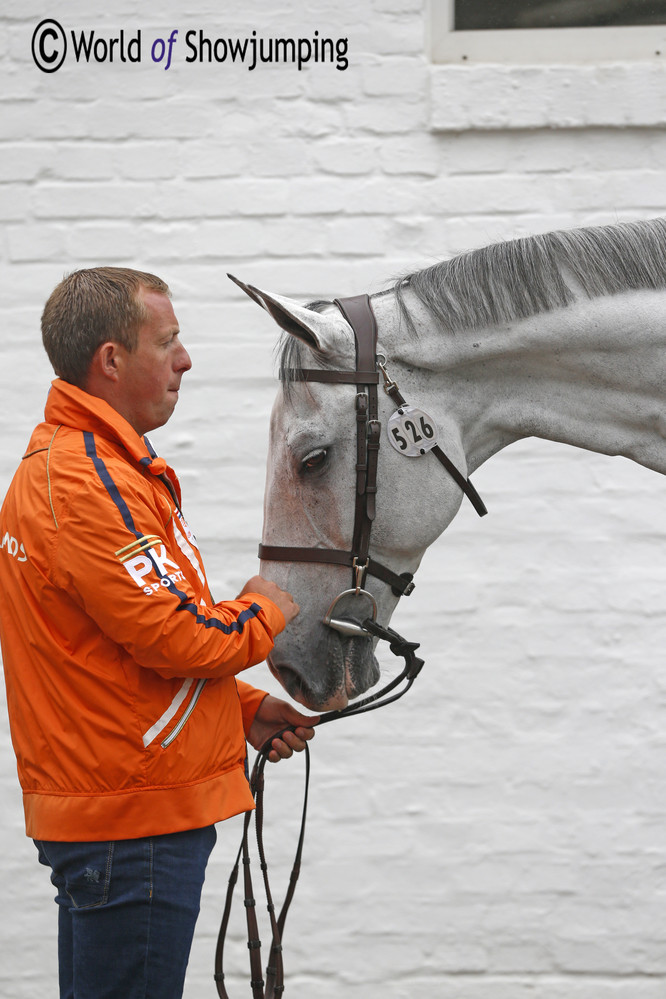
[387,406,438,457]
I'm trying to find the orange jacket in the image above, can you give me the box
[0,379,283,841]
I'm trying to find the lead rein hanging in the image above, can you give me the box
[214,618,425,999]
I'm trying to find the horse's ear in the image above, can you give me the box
[228,274,350,354]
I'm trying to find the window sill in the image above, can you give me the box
[429,62,666,130]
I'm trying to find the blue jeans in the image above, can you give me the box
[35,825,217,999]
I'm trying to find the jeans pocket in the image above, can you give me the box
[35,840,115,910]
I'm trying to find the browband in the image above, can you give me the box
[288,369,380,385]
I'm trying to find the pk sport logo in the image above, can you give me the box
[116,535,186,597]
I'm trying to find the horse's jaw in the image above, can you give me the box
[267,627,381,711]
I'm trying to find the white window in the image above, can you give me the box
[429,0,666,64]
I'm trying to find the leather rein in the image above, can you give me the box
[214,294,487,998]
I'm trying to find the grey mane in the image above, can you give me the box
[279,217,666,380]
[395,217,666,335]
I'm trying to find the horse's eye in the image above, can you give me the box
[302,448,328,473]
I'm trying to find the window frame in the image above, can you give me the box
[429,0,666,64]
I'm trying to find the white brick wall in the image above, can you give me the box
[2,2,666,996]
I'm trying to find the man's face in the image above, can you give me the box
[117,287,192,436]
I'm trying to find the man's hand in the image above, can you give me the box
[248,694,320,763]
[238,575,299,630]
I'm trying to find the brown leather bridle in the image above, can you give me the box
[258,294,486,637]
[214,293,487,998]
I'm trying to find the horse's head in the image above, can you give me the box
[232,276,470,711]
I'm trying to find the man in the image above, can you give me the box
[0,267,318,999]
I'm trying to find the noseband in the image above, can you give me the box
[258,293,487,634]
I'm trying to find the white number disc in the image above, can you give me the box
[387,405,438,457]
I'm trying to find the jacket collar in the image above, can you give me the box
[43,379,172,481]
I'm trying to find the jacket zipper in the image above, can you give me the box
[160,678,207,748]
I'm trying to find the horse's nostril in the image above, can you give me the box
[273,664,306,699]
[268,659,350,712]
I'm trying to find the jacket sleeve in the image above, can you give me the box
[51,474,285,680]
[236,680,269,736]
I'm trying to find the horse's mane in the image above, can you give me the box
[395,217,666,335]
[279,217,666,380]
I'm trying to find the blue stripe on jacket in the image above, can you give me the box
[83,431,259,636]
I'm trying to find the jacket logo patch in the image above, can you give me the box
[1,532,27,562]
[117,537,185,593]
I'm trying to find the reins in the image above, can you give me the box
[215,293,487,996]
[214,619,425,999]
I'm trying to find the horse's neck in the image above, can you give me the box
[376,288,666,476]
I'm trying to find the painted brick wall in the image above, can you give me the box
[2,2,666,996]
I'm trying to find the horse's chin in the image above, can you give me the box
[268,635,380,712]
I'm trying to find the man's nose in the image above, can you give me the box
[177,344,192,372]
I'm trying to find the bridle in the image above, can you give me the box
[258,293,487,637]
[215,293,487,998]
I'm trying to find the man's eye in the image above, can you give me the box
[301,449,328,472]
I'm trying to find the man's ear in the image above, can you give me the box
[89,341,123,384]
